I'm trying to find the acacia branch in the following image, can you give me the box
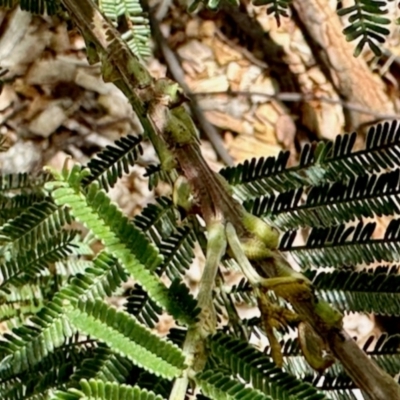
[60,0,400,397]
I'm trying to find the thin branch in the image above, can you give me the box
[148,11,234,166]
[193,90,400,121]
[59,0,400,397]
[169,221,226,400]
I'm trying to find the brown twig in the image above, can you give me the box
[149,10,234,166]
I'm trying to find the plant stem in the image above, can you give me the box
[59,0,400,397]
[169,221,226,400]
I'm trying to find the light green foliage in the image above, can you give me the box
[45,162,198,326]
[99,0,151,59]
[54,378,164,400]
[313,300,343,329]
[64,299,185,379]
[240,211,280,259]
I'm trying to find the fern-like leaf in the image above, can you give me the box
[71,344,133,385]
[208,332,327,399]
[145,164,176,191]
[64,299,185,379]
[308,266,400,315]
[221,121,400,202]
[0,193,47,224]
[54,378,164,400]
[99,0,151,59]
[246,167,400,230]
[0,252,127,377]
[125,284,162,328]
[0,230,79,290]
[338,0,390,56]
[196,369,273,400]
[252,0,291,27]
[157,226,196,280]
[280,220,400,268]
[0,172,50,193]
[82,134,143,191]
[16,0,59,15]
[0,276,61,326]
[134,196,178,247]
[46,164,198,325]
[0,200,72,253]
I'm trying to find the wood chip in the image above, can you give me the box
[26,58,77,85]
[0,84,17,111]
[189,75,229,93]
[213,39,243,66]
[75,68,110,94]
[204,110,251,135]
[29,103,68,137]
[227,134,281,163]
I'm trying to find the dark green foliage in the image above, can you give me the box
[125,284,163,328]
[157,226,196,279]
[0,338,97,399]
[307,266,400,315]
[0,173,50,192]
[244,167,400,230]
[82,134,143,191]
[145,164,175,191]
[0,229,79,290]
[337,0,390,56]
[135,370,172,398]
[0,192,47,224]
[280,218,400,268]
[196,369,274,399]
[206,332,327,399]
[252,0,291,26]
[222,121,400,200]
[264,333,400,393]
[0,1,16,10]
[0,172,51,225]
[213,121,400,398]
[0,200,72,253]
[70,344,133,385]
[134,196,178,245]
[0,0,59,14]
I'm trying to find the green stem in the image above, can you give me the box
[225,222,261,285]
[169,221,226,400]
